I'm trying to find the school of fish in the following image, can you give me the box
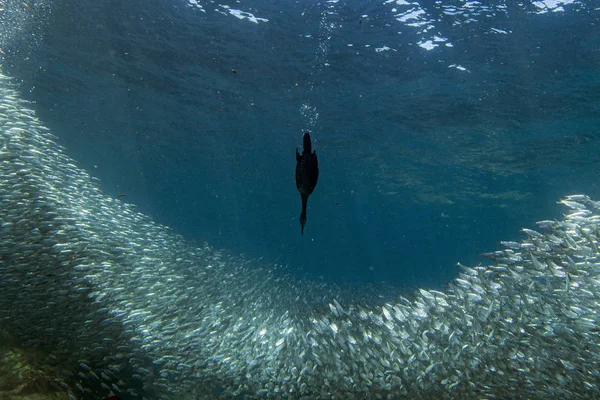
[1,72,600,399]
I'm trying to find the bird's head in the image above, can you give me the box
[300,213,307,235]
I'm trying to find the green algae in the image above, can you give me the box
[0,334,69,400]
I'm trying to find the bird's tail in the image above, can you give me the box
[303,132,312,154]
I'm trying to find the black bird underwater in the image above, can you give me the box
[295,132,319,235]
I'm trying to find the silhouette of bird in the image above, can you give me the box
[296,132,319,235]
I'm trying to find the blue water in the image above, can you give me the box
[3,0,599,289]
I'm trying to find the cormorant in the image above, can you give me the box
[296,132,319,235]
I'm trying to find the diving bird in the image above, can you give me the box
[296,132,319,235]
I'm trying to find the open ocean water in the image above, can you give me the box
[0,0,600,399]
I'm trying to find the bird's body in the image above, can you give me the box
[296,132,319,235]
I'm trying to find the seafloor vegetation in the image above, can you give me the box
[0,333,68,400]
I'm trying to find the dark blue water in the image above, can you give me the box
[4,0,599,290]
